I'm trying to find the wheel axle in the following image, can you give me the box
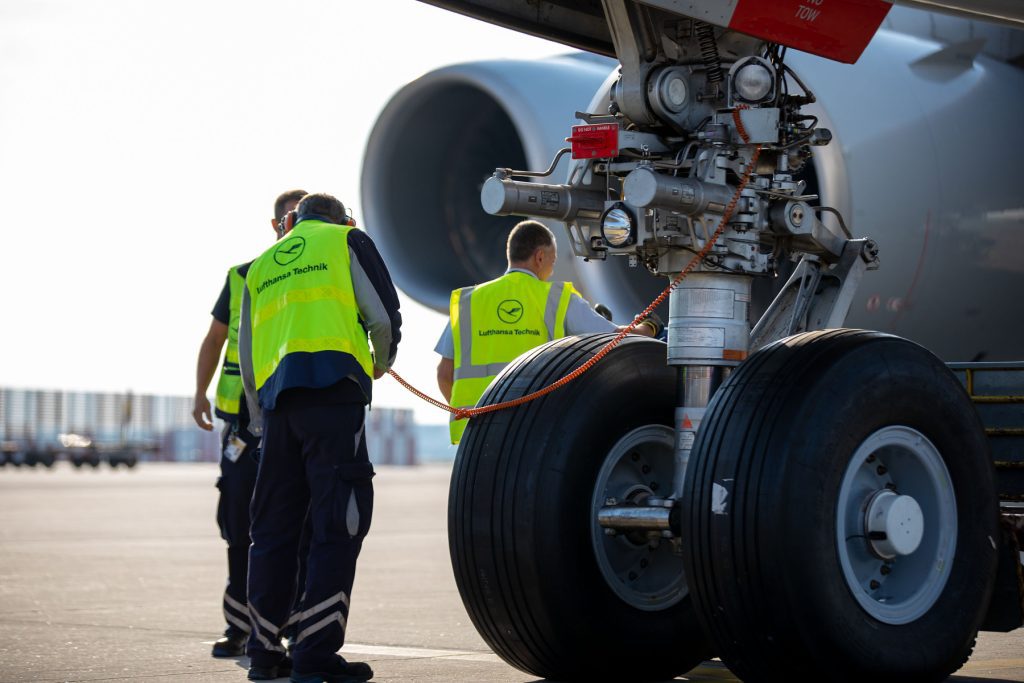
[597,500,681,536]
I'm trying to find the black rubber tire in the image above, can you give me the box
[681,329,999,682]
[449,334,710,682]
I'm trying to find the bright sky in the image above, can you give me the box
[0,0,572,425]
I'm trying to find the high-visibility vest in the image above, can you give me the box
[449,271,576,443]
[246,220,373,400]
[214,263,247,420]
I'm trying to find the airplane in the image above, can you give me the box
[360,2,1024,681]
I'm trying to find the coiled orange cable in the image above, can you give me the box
[389,108,761,420]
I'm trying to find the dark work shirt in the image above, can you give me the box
[211,262,253,324]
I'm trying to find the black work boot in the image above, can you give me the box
[248,655,292,681]
[211,629,247,658]
[290,655,373,683]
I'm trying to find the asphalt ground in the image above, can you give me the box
[0,463,1021,683]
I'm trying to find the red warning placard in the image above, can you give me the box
[729,0,891,64]
[566,123,619,159]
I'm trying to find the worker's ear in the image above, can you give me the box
[277,210,296,238]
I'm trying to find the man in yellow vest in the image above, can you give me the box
[435,220,660,444]
[238,192,401,683]
[192,188,306,658]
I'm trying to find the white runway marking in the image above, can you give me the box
[343,643,501,663]
[200,641,502,663]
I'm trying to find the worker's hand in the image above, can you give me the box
[373,365,388,380]
[635,312,664,337]
[192,394,214,431]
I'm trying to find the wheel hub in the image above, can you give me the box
[864,489,924,559]
[835,425,957,625]
[591,425,686,611]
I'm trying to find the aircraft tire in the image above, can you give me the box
[681,329,999,682]
[449,333,710,681]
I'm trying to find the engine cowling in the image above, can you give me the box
[361,55,615,312]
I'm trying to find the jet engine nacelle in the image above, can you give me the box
[361,55,617,309]
[361,32,1024,361]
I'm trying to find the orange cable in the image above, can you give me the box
[389,108,761,420]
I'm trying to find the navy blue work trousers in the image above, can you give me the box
[246,385,374,671]
[216,423,259,636]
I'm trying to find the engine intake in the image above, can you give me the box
[361,57,614,312]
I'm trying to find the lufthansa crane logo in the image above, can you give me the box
[274,236,306,265]
[497,299,524,324]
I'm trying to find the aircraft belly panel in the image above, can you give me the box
[791,30,1024,361]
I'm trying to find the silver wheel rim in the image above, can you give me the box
[836,425,957,624]
[590,425,686,611]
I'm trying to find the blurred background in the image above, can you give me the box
[0,0,571,467]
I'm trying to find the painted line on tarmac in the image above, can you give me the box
[199,641,502,663]
[342,646,737,679]
[960,657,1024,671]
[342,643,501,663]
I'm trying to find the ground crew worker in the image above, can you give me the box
[239,192,401,683]
[435,219,660,443]
[192,188,307,658]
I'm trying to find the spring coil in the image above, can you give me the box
[695,21,723,85]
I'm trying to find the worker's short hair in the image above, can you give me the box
[295,192,347,225]
[507,220,555,263]
[274,189,308,222]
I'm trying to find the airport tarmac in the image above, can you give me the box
[0,462,1021,683]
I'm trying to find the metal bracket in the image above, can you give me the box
[771,201,849,261]
[750,238,880,351]
[602,0,659,125]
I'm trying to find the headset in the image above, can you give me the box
[277,207,356,238]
